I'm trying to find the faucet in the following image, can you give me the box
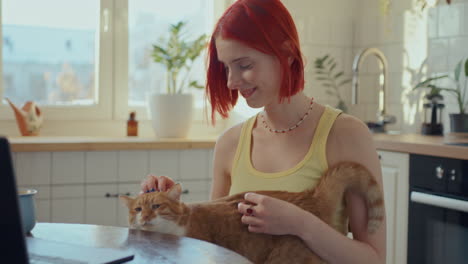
[352,48,395,132]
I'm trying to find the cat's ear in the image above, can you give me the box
[119,195,134,208]
[167,183,182,200]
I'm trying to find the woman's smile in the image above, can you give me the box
[240,87,257,99]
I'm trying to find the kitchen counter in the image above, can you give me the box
[7,134,468,160]
[8,136,217,152]
[373,133,468,160]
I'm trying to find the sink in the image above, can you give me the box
[445,142,468,147]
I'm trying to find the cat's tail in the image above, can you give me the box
[312,161,384,234]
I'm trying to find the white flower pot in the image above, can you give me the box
[148,93,194,138]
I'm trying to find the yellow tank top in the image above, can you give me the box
[229,106,342,194]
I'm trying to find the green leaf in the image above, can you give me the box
[334,72,344,79]
[438,87,459,95]
[189,80,204,89]
[322,83,332,87]
[454,60,462,82]
[465,58,468,77]
[316,77,329,81]
[150,20,207,94]
[325,90,335,96]
[413,75,449,90]
[338,79,351,86]
[329,63,337,72]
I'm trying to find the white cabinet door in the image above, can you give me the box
[178,180,210,203]
[86,151,118,183]
[85,184,118,226]
[118,151,149,182]
[15,152,51,186]
[117,183,141,227]
[179,149,210,180]
[382,163,397,264]
[51,185,85,223]
[51,152,85,184]
[149,150,179,180]
[378,150,409,264]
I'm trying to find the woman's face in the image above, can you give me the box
[215,37,282,108]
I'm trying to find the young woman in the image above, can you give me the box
[141,0,386,263]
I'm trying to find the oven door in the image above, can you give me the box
[408,191,468,264]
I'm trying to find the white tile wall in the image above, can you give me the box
[438,4,463,37]
[282,0,355,108]
[349,0,468,133]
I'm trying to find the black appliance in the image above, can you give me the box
[408,154,468,264]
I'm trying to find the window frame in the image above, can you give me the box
[0,0,114,121]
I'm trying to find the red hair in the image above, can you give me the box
[206,0,304,124]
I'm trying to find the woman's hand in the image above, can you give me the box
[140,175,176,194]
[237,192,306,236]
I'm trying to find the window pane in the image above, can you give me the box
[128,0,213,107]
[1,0,99,106]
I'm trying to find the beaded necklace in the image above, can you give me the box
[260,98,314,133]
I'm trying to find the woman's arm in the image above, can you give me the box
[209,123,243,200]
[239,114,386,264]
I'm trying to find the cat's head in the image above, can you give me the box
[119,183,185,233]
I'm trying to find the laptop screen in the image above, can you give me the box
[0,137,29,263]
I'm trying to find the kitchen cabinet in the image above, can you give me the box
[13,149,214,227]
[378,150,409,264]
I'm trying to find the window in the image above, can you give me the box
[114,0,214,120]
[0,0,217,121]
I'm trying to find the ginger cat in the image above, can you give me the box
[120,162,384,264]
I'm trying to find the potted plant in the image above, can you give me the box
[413,58,468,133]
[148,21,207,138]
[314,54,351,113]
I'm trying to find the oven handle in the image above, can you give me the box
[411,191,468,213]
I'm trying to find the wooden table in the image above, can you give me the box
[30,223,252,264]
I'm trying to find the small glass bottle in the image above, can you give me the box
[127,111,138,136]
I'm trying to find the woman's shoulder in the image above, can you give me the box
[327,113,374,159]
[332,113,369,135]
[327,113,374,163]
[214,119,248,155]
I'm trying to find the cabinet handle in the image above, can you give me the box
[105,192,131,198]
[182,189,189,194]
[378,155,382,160]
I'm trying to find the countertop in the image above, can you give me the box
[373,133,468,160]
[8,137,217,152]
[7,133,468,160]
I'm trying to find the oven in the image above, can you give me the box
[408,154,468,264]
